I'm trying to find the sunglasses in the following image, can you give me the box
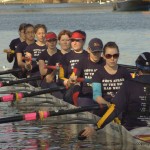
[47,39,57,42]
[105,53,119,59]
[71,39,82,42]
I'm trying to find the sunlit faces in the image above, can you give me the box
[25,27,35,41]
[59,34,71,51]
[46,39,57,50]
[103,47,119,67]
[71,39,84,52]
[35,27,46,42]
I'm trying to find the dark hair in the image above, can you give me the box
[24,24,34,33]
[34,24,47,33]
[103,42,119,54]
[18,23,27,32]
[72,30,86,41]
[58,30,72,40]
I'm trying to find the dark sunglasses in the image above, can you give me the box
[71,39,82,42]
[105,53,119,59]
[47,39,57,42]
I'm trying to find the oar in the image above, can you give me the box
[0,75,41,87]
[44,64,61,70]
[0,86,66,102]
[45,65,92,82]
[0,89,33,94]
[0,68,22,75]
[0,104,106,124]
[22,57,37,62]
[3,49,15,54]
[119,64,137,73]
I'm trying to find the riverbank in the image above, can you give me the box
[0,0,112,5]
[0,0,97,4]
[0,2,112,14]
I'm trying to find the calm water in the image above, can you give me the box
[0,3,150,67]
[0,3,150,149]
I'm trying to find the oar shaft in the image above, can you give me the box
[0,68,22,75]
[119,64,137,73]
[23,86,65,98]
[0,105,106,124]
[0,115,23,124]
[0,76,41,87]
[0,86,65,102]
[76,78,91,83]
[22,57,37,62]
[48,105,101,117]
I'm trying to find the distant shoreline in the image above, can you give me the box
[0,1,113,6]
[0,2,113,11]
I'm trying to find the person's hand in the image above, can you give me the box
[25,52,32,70]
[67,75,77,87]
[4,49,14,55]
[25,52,32,64]
[81,126,95,138]
[7,49,12,53]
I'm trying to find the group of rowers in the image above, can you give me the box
[5,23,150,138]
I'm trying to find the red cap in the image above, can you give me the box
[45,32,57,40]
[71,32,85,40]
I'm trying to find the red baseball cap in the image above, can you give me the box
[45,32,57,40]
[71,32,86,40]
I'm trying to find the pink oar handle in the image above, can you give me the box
[1,92,23,102]
[24,111,49,121]
[24,113,37,121]
[0,82,3,87]
[1,94,14,102]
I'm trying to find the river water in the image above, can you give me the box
[0,3,150,150]
[0,3,150,67]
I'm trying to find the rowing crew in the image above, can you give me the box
[4,23,130,102]
[3,23,150,133]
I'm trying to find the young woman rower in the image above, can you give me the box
[43,30,72,86]
[38,31,59,90]
[92,42,131,106]
[58,29,71,55]
[38,30,71,79]
[68,38,104,106]
[16,24,35,78]
[59,30,88,103]
[39,30,71,99]
[25,24,47,86]
[6,23,26,78]
[80,52,150,138]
